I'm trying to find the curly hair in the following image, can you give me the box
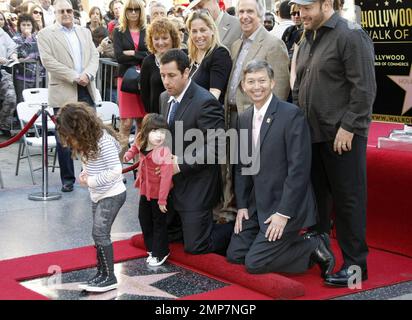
[56,102,119,163]
[146,17,181,54]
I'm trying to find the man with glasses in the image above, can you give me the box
[38,0,99,193]
[187,0,241,51]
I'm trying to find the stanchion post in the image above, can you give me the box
[28,103,61,201]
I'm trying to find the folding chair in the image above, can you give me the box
[15,102,57,185]
[22,88,48,104]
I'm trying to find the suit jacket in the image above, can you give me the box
[218,12,241,51]
[113,27,148,77]
[235,95,317,233]
[227,26,290,114]
[160,81,225,211]
[37,23,99,108]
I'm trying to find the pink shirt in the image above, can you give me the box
[125,145,173,205]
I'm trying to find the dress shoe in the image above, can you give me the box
[61,184,74,192]
[324,267,368,287]
[309,233,336,278]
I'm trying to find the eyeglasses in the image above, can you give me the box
[291,12,300,17]
[57,9,74,14]
[33,10,43,15]
[126,8,141,13]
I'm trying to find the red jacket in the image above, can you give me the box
[125,145,173,205]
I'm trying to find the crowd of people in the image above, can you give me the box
[1,0,376,294]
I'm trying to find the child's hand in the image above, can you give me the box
[123,154,130,163]
[79,172,88,187]
[159,204,168,213]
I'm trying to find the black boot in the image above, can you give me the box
[79,246,103,289]
[85,244,118,293]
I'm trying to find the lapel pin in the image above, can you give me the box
[266,118,271,124]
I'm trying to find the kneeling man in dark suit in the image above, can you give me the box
[226,60,335,278]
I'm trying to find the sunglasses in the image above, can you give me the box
[291,12,300,17]
[33,10,43,15]
[10,17,18,21]
[57,9,74,14]
[126,8,141,13]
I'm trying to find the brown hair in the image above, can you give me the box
[56,102,119,162]
[146,17,181,54]
[136,113,169,151]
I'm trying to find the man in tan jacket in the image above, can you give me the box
[38,0,99,192]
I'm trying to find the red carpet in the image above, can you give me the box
[131,234,412,300]
[1,235,412,300]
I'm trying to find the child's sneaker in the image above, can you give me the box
[146,251,152,263]
[148,252,170,267]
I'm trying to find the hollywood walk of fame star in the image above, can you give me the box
[384,1,389,6]
[396,0,402,4]
[388,67,412,115]
[32,272,179,300]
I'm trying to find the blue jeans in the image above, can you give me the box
[92,191,126,246]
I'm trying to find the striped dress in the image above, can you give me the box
[84,130,126,203]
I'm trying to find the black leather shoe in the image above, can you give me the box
[309,233,336,278]
[61,184,74,192]
[324,267,368,287]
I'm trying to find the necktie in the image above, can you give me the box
[253,113,264,146]
[168,99,179,126]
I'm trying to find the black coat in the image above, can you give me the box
[113,27,148,77]
[160,81,225,212]
[235,95,317,233]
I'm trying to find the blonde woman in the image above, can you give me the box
[186,10,232,105]
[113,0,148,157]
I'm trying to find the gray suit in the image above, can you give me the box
[227,26,290,115]
[218,12,241,52]
[226,95,317,274]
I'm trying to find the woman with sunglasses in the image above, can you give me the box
[29,4,46,31]
[186,10,232,106]
[282,4,303,60]
[113,0,148,159]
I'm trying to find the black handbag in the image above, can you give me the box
[121,66,141,94]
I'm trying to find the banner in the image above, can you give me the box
[356,0,412,124]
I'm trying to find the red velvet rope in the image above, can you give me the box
[0,111,41,148]
[122,161,139,174]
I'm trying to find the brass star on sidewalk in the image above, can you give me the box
[27,272,179,300]
[388,67,412,115]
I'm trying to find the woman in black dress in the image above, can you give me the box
[140,17,181,114]
[186,10,232,105]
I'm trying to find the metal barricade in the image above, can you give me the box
[97,58,119,104]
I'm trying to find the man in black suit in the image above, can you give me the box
[159,49,232,255]
[226,60,335,277]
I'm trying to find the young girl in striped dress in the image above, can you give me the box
[56,102,126,293]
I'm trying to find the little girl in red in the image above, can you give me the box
[124,113,174,266]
